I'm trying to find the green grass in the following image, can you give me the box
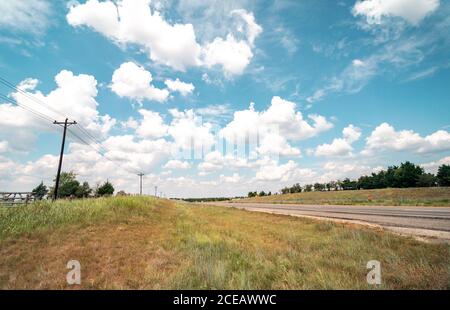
[0,197,448,289]
[236,187,450,206]
[0,196,162,240]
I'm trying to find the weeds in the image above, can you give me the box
[0,197,448,289]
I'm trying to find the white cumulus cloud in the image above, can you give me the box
[352,0,440,25]
[164,159,191,170]
[221,96,333,145]
[110,62,170,103]
[0,70,116,152]
[67,0,262,75]
[168,109,215,152]
[67,0,201,71]
[255,159,297,182]
[315,124,362,157]
[164,78,195,96]
[421,156,450,173]
[363,122,450,154]
[220,173,241,183]
[135,109,168,138]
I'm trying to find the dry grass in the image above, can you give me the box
[0,197,448,289]
[236,187,450,206]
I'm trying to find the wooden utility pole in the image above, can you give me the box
[137,173,144,195]
[53,118,76,200]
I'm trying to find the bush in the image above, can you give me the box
[31,182,48,200]
[96,181,115,197]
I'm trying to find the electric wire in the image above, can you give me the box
[0,93,55,124]
[66,127,143,175]
[0,76,68,120]
[0,76,145,177]
[0,75,104,148]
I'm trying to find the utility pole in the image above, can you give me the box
[137,173,144,195]
[53,118,77,200]
[154,186,158,197]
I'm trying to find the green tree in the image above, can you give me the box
[76,181,92,198]
[394,161,424,188]
[416,173,437,187]
[258,191,266,197]
[32,181,48,200]
[290,183,302,193]
[437,164,450,186]
[280,187,290,194]
[49,172,80,198]
[384,166,398,187]
[358,176,370,189]
[313,183,325,191]
[96,181,115,197]
[341,178,358,190]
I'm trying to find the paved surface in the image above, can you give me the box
[208,202,450,241]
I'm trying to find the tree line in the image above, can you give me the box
[248,162,450,197]
[31,171,115,200]
[182,197,234,202]
[248,191,272,197]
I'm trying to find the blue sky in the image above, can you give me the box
[0,0,449,197]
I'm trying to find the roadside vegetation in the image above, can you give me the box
[239,187,450,206]
[244,162,450,206]
[247,162,450,197]
[0,197,448,289]
[31,171,115,200]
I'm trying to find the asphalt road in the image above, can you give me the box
[209,202,450,238]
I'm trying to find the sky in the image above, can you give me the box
[0,0,449,198]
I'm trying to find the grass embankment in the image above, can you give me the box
[236,187,450,206]
[0,196,448,289]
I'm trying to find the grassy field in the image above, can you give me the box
[0,196,448,289]
[236,187,450,206]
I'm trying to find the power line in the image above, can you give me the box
[0,75,104,148]
[0,92,145,177]
[67,127,106,155]
[0,75,147,190]
[67,129,144,176]
[0,77,127,168]
[0,93,55,124]
[0,75,67,120]
[0,88,144,177]
[72,125,112,156]
[76,125,106,148]
[69,126,146,176]
[0,75,118,152]
[66,127,143,176]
